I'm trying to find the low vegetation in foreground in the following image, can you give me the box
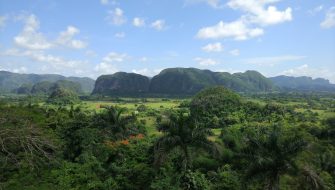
[1,87,335,190]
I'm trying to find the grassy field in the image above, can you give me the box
[37,96,335,139]
[81,99,183,136]
[81,99,182,111]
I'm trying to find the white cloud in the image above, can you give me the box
[227,0,292,26]
[308,5,323,15]
[12,66,28,73]
[245,55,306,66]
[14,14,53,50]
[85,50,97,57]
[94,62,118,75]
[184,0,222,9]
[139,57,148,62]
[132,68,162,76]
[133,17,145,27]
[151,20,165,30]
[106,8,126,25]
[2,48,88,71]
[56,26,87,49]
[94,51,129,76]
[114,32,125,38]
[0,65,28,74]
[194,57,219,66]
[217,68,242,74]
[29,52,85,69]
[132,68,150,76]
[103,52,127,62]
[197,19,264,40]
[0,15,7,29]
[196,0,292,40]
[100,0,109,5]
[229,49,240,56]
[14,14,86,50]
[280,64,335,83]
[1,48,21,56]
[202,42,224,52]
[321,7,335,29]
[166,51,179,57]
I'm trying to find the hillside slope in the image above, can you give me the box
[0,71,95,93]
[270,76,335,92]
[93,68,275,96]
[92,72,150,95]
[149,68,274,94]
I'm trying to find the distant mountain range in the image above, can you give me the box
[92,68,335,96]
[0,71,95,94]
[1,68,334,95]
[92,68,274,95]
[269,75,335,92]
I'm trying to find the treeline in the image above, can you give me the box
[1,87,334,189]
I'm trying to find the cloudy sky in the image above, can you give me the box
[0,0,334,81]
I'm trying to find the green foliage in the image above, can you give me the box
[52,80,83,94]
[1,91,335,190]
[149,68,275,95]
[190,86,242,127]
[92,72,150,95]
[210,165,241,190]
[0,70,94,94]
[31,81,54,94]
[93,105,146,140]
[137,104,147,112]
[30,80,83,96]
[150,68,274,94]
[16,83,33,94]
[241,124,309,190]
[180,170,210,190]
[47,87,80,105]
[150,165,181,190]
[0,104,58,189]
[154,112,218,170]
[91,68,278,97]
[51,160,105,190]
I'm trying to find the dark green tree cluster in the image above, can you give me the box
[20,80,83,95]
[47,86,80,105]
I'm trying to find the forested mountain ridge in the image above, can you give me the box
[2,68,335,95]
[93,68,276,95]
[0,71,95,93]
[92,72,150,95]
[29,80,83,95]
[270,75,335,92]
[149,68,274,94]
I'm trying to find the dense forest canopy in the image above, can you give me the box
[1,86,334,189]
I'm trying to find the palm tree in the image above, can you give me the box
[242,124,307,190]
[154,112,218,170]
[97,105,136,140]
[298,166,325,190]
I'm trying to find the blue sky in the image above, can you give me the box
[0,0,334,82]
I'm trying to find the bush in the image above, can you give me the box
[47,87,79,105]
[137,104,147,112]
[190,86,242,127]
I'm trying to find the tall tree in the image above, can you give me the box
[95,105,137,140]
[242,124,308,190]
[154,112,218,170]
